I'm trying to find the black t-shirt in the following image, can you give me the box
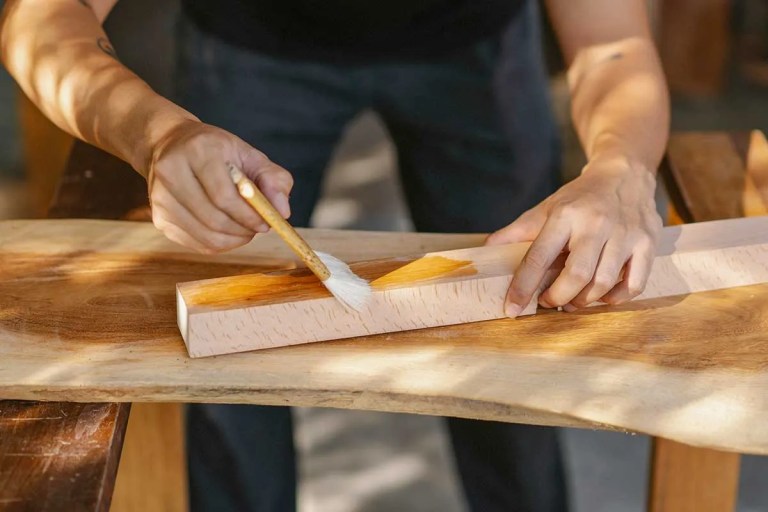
[181,0,524,62]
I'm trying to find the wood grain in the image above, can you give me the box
[2,219,768,454]
[648,438,740,512]
[177,216,768,357]
[0,401,128,512]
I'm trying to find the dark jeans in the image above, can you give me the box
[176,1,567,510]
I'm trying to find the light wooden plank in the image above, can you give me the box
[177,216,768,357]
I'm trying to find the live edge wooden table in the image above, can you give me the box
[2,131,767,511]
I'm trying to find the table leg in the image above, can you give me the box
[648,437,740,512]
[111,403,188,512]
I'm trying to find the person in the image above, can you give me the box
[1,0,668,510]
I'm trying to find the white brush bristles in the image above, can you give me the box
[316,251,372,312]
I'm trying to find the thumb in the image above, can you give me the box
[486,208,546,246]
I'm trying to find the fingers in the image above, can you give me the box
[152,215,211,254]
[538,229,608,309]
[601,239,656,305]
[151,180,253,253]
[148,123,297,253]
[505,216,570,317]
[569,237,628,308]
[486,208,545,246]
[245,152,294,219]
[153,158,256,236]
[191,156,271,232]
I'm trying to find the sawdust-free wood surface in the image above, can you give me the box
[2,219,768,455]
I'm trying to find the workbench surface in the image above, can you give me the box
[2,213,768,455]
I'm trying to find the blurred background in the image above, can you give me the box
[1,0,768,511]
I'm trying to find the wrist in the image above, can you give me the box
[580,153,658,199]
[582,151,656,179]
[126,95,199,178]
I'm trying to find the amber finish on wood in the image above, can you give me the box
[0,401,128,511]
[648,438,740,512]
[177,243,533,357]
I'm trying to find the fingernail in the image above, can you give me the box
[563,303,577,313]
[273,193,291,218]
[505,302,523,319]
[255,223,270,233]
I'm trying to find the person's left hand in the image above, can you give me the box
[486,158,663,317]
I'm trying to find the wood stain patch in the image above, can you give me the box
[183,255,477,308]
[370,256,476,289]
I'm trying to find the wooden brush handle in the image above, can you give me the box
[229,165,331,281]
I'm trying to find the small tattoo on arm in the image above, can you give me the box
[608,52,624,61]
[77,0,91,8]
[97,37,118,59]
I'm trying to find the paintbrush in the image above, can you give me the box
[228,163,371,311]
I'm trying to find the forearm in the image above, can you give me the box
[493,0,667,314]
[567,37,669,175]
[0,0,197,176]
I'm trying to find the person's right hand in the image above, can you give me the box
[147,120,294,253]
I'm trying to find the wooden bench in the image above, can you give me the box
[1,131,767,511]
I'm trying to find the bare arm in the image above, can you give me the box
[488,0,669,315]
[556,0,669,174]
[1,0,188,172]
[1,0,292,252]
